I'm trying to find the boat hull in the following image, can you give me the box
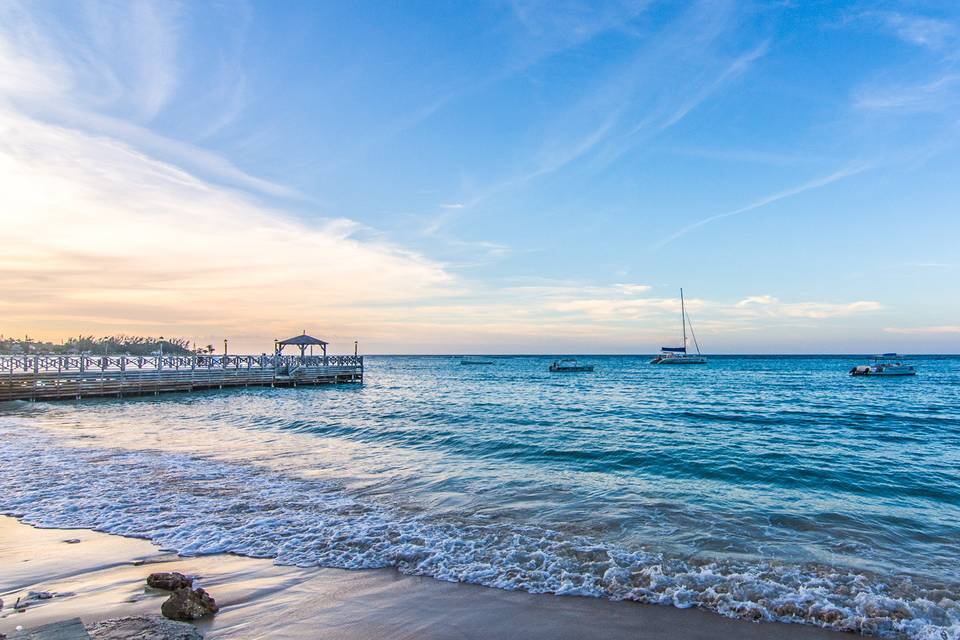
[650,356,707,365]
[850,366,915,376]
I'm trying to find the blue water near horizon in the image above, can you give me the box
[1,355,958,639]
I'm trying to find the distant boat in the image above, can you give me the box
[549,358,594,372]
[650,288,707,365]
[461,356,494,365]
[850,354,916,377]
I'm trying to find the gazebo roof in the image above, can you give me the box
[278,333,328,346]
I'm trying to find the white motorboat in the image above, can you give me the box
[460,356,494,365]
[549,359,594,372]
[850,354,916,377]
[650,288,707,365]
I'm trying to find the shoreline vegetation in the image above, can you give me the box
[0,516,840,640]
[0,335,208,356]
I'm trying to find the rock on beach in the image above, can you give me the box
[87,616,203,640]
[146,573,193,591]
[160,588,219,622]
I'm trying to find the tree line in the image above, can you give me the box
[0,335,218,356]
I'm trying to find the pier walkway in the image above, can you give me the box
[0,354,363,402]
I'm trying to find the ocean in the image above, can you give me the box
[1,355,958,639]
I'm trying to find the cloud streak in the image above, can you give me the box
[884,326,960,335]
[655,164,870,248]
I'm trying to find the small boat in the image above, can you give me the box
[850,354,916,377]
[549,359,594,372]
[460,356,494,365]
[650,288,707,365]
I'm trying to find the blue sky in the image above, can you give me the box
[0,0,958,353]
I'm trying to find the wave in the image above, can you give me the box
[0,423,956,640]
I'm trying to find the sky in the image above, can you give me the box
[1,0,958,354]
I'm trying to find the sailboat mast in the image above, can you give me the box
[681,288,687,349]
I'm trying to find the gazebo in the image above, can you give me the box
[276,331,328,359]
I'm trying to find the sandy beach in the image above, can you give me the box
[0,516,843,640]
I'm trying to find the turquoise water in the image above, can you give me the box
[1,355,959,638]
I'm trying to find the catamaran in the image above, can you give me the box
[650,289,707,365]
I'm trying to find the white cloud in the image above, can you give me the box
[549,297,681,321]
[547,292,882,323]
[733,296,882,319]
[736,294,778,307]
[614,283,652,295]
[0,105,454,346]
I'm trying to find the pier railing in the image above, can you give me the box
[0,354,363,401]
[0,354,363,374]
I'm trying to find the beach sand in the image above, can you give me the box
[0,516,841,640]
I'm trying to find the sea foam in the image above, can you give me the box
[0,422,956,640]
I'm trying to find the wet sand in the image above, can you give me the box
[0,516,841,639]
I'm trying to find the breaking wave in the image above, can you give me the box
[1,423,957,640]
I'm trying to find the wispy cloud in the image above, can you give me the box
[0,0,297,200]
[646,40,769,134]
[507,0,650,57]
[327,0,654,178]
[853,73,960,113]
[197,72,247,140]
[614,283,652,295]
[655,164,870,248]
[663,145,825,166]
[862,10,957,51]
[734,296,882,319]
[124,0,181,120]
[0,104,455,346]
[884,326,960,335]
[450,2,769,215]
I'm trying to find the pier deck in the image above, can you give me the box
[0,354,363,402]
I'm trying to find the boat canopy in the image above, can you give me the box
[881,352,899,357]
[661,346,686,353]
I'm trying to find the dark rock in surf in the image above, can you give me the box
[161,588,219,621]
[87,615,203,640]
[147,572,193,591]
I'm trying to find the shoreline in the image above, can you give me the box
[0,516,841,639]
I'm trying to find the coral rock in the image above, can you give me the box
[160,588,219,621]
[147,572,193,591]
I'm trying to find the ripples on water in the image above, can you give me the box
[1,355,958,639]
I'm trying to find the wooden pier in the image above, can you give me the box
[0,353,363,402]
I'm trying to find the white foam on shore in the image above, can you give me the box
[0,423,956,640]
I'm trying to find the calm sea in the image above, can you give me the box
[2,355,958,639]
